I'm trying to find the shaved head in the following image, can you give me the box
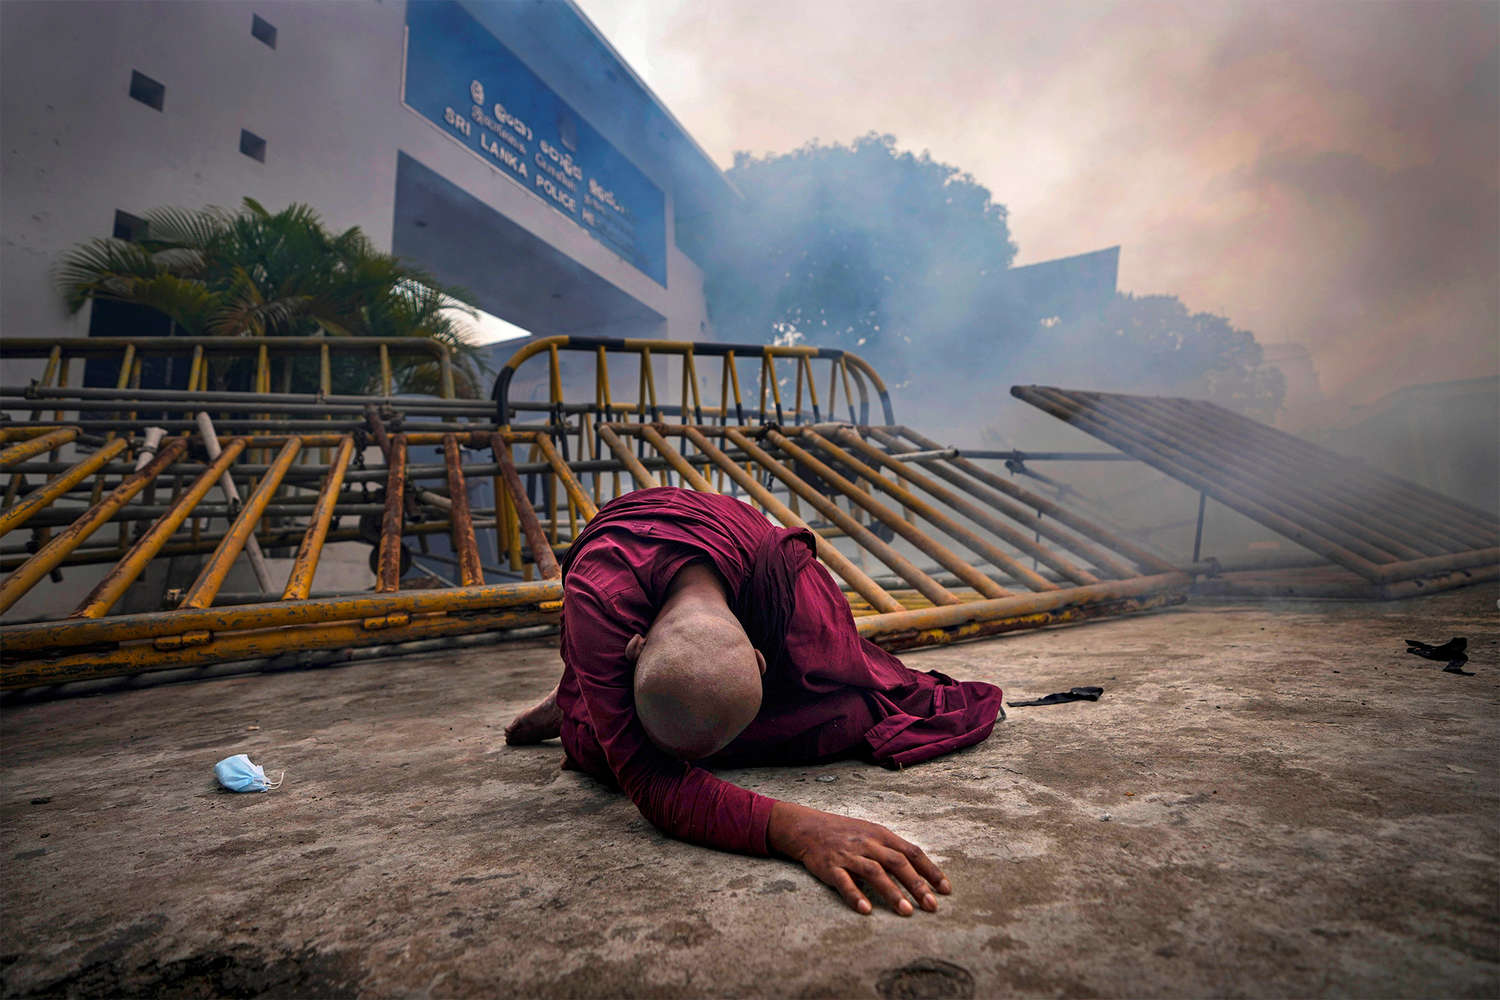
[631,605,765,760]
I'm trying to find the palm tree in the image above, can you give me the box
[57,198,485,397]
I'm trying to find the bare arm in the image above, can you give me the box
[767,800,950,915]
[563,556,950,908]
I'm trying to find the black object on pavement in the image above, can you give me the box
[1007,686,1104,708]
[1406,637,1468,661]
[1443,653,1474,676]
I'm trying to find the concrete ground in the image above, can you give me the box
[2,585,1496,998]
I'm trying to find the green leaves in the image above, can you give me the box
[55,198,486,397]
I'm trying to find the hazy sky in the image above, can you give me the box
[579,0,1498,406]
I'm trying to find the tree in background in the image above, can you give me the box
[57,198,484,396]
[705,133,1017,373]
[703,134,1283,418]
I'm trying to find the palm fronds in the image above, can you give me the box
[55,198,488,397]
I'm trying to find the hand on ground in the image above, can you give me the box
[767,800,950,916]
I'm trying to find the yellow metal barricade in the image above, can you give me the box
[0,336,1200,689]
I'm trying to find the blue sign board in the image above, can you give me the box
[403,1,668,286]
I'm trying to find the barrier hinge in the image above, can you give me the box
[153,629,213,651]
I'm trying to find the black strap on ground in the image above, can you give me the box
[1406,636,1467,660]
[1442,653,1474,676]
[1007,686,1104,708]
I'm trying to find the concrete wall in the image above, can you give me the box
[0,0,715,387]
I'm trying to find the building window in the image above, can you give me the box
[112,210,149,242]
[239,129,266,162]
[87,209,174,388]
[128,70,164,111]
[251,14,277,48]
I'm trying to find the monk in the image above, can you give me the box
[506,486,1004,915]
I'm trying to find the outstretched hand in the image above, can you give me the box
[767,801,950,915]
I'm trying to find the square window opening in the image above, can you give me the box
[112,210,149,242]
[239,129,266,162]
[251,14,277,48]
[128,70,164,111]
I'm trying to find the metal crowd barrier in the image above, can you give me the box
[1012,385,1499,599]
[0,336,1200,690]
[492,335,895,429]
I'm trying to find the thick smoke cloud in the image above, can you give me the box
[584,0,1498,405]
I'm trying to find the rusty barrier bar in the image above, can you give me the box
[1157,389,1498,535]
[1089,392,1431,562]
[880,426,1178,576]
[0,438,187,614]
[763,427,1017,598]
[1,417,501,435]
[639,424,716,494]
[1153,395,1492,553]
[0,427,78,468]
[281,436,356,600]
[443,434,484,586]
[490,433,561,579]
[827,427,1124,583]
[1013,386,1498,586]
[1089,390,1420,563]
[1011,387,1389,579]
[375,434,408,593]
[678,426,902,613]
[532,431,598,521]
[0,580,564,655]
[1196,561,1499,601]
[1,607,560,689]
[798,426,1085,589]
[857,572,1192,650]
[869,591,1188,651]
[72,438,251,618]
[198,412,274,594]
[718,426,959,607]
[0,438,129,536]
[179,437,303,608]
[596,423,660,489]
[0,449,725,486]
[0,426,66,444]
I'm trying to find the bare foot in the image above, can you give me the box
[505,685,562,745]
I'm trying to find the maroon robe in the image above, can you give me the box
[556,487,1004,856]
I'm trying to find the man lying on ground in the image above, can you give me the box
[506,486,1004,915]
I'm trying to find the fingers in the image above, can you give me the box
[852,859,915,916]
[880,848,938,912]
[829,867,873,915]
[890,836,951,895]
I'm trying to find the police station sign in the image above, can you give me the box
[403,1,668,286]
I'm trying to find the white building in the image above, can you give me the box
[1,0,732,377]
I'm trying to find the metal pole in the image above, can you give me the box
[197,412,273,592]
[1192,491,1207,564]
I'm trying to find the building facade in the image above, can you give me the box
[1,0,731,383]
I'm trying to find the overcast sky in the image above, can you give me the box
[579,0,1498,406]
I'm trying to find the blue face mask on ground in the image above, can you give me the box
[214,753,284,793]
